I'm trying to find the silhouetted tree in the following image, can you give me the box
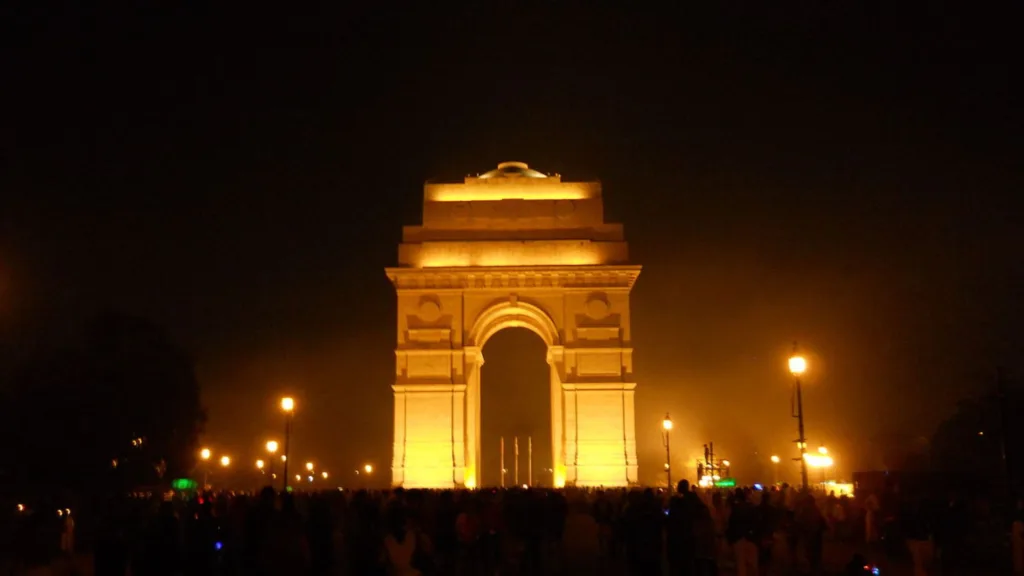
[930,380,1023,491]
[1,312,205,499]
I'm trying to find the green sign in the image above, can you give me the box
[171,478,198,491]
[713,478,736,488]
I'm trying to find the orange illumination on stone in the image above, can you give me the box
[426,182,593,202]
[389,162,639,489]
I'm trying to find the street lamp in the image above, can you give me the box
[321,471,328,479]
[770,455,781,485]
[662,413,673,489]
[220,455,231,467]
[789,343,810,491]
[306,462,314,472]
[280,397,295,491]
[266,440,279,454]
[256,459,264,471]
[364,464,373,474]
[199,448,212,488]
[818,445,828,455]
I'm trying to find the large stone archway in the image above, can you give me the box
[387,162,641,488]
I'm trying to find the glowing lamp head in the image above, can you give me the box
[200,448,211,461]
[321,471,328,479]
[771,455,781,464]
[305,462,314,472]
[662,413,673,431]
[256,459,265,470]
[788,355,807,376]
[265,440,279,454]
[818,446,828,455]
[722,460,731,467]
[465,478,476,489]
[220,456,230,467]
[280,397,295,412]
[364,464,373,474]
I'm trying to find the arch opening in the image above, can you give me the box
[479,327,552,487]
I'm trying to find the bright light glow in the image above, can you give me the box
[281,397,295,412]
[295,474,301,481]
[364,464,373,474]
[307,475,313,482]
[522,484,528,489]
[789,355,807,376]
[425,182,593,202]
[803,453,834,467]
[255,459,264,470]
[305,462,314,472]
[16,504,25,512]
[818,446,828,455]
[265,440,279,453]
[220,456,230,467]
[321,471,328,479]
[464,478,476,489]
[664,462,669,470]
[200,448,211,461]
[771,455,781,464]
[722,460,731,467]
[281,455,287,462]
[823,481,855,496]
[415,241,611,268]
[662,413,673,430]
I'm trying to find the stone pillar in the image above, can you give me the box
[463,347,483,488]
[564,383,637,486]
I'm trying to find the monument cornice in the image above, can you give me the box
[386,265,641,290]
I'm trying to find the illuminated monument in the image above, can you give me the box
[387,162,641,488]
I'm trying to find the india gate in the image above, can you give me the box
[387,162,640,488]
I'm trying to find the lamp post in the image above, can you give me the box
[662,413,673,489]
[770,455,780,486]
[265,440,279,480]
[199,447,211,489]
[280,397,295,491]
[789,344,809,491]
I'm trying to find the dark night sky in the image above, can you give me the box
[3,4,1021,485]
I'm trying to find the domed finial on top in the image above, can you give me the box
[478,161,548,179]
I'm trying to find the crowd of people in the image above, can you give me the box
[4,480,1023,575]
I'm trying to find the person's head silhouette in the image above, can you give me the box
[677,479,689,495]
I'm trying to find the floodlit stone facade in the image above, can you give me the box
[387,162,640,488]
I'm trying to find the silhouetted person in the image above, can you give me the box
[243,487,277,575]
[137,500,180,576]
[384,505,421,576]
[756,490,779,575]
[727,489,759,576]
[307,494,334,575]
[666,479,701,576]
[594,490,616,559]
[184,499,218,576]
[93,497,129,576]
[625,488,663,575]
